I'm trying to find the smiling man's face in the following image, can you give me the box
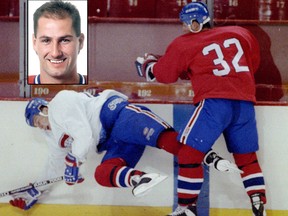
[33,16,84,83]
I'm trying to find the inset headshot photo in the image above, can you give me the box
[27,0,88,85]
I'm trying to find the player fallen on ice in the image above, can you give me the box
[9,89,241,210]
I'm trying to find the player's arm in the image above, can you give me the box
[136,42,187,83]
[46,127,86,186]
[50,91,94,164]
[51,105,93,185]
[58,126,89,186]
[45,131,85,187]
[135,53,160,82]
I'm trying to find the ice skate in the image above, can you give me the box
[132,173,167,197]
[251,193,266,216]
[167,205,197,216]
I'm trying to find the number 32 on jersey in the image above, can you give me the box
[202,38,249,76]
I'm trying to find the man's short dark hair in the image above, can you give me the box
[33,0,81,37]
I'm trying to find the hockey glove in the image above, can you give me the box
[204,150,243,174]
[135,53,160,82]
[9,185,41,210]
[64,152,85,185]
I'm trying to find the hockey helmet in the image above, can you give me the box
[25,98,48,127]
[179,2,210,33]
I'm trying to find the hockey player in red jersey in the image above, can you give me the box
[136,2,266,216]
[9,89,240,211]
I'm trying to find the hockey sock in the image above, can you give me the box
[233,152,266,204]
[95,158,145,187]
[177,145,205,206]
[156,130,182,155]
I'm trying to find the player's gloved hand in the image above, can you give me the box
[9,185,41,210]
[204,150,243,174]
[135,53,160,82]
[64,152,85,185]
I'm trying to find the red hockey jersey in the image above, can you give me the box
[153,26,260,104]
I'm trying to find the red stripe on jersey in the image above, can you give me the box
[180,100,204,144]
[126,105,171,129]
[59,134,71,148]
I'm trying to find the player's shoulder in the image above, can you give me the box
[211,26,255,42]
[54,90,91,102]
[217,25,251,34]
[49,90,82,111]
[52,90,80,103]
[168,32,196,49]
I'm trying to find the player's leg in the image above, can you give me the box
[95,157,144,188]
[233,152,266,216]
[95,140,166,197]
[111,104,178,150]
[95,138,145,188]
[169,145,205,216]
[157,129,182,155]
[108,103,190,157]
[169,99,228,216]
[125,105,183,155]
[225,101,266,216]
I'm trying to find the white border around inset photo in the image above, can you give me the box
[27,0,88,77]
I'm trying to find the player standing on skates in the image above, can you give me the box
[136,2,266,216]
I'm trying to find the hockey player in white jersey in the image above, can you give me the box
[9,89,241,211]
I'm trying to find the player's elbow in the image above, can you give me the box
[155,75,178,84]
[154,71,178,83]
